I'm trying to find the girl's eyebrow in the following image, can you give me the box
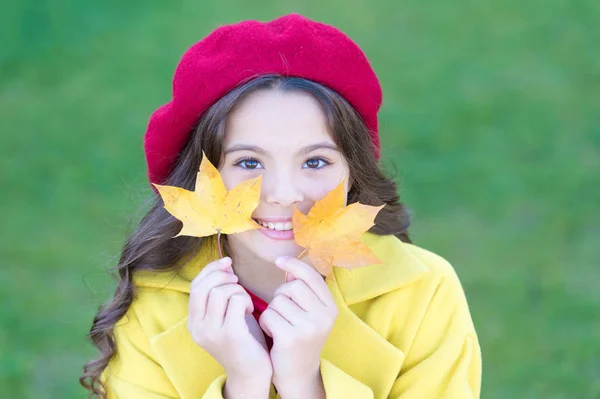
[224,142,339,155]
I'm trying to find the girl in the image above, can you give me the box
[81,13,481,399]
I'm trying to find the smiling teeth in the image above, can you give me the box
[255,219,293,231]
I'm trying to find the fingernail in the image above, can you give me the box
[275,256,289,266]
[219,257,231,265]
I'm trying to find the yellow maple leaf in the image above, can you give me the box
[152,151,262,243]
[292,180,385,277]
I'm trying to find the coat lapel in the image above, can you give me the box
[151,316,224,399]
[320,233,429,396]
[145,233,429,399]
[146,236,225,399]
[321,276,406,395]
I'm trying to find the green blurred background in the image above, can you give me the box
[1,1,598,397]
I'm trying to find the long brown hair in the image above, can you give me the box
[80,74,412,397]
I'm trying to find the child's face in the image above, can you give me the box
[219,89,351,265]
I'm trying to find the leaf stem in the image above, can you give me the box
[297,248,308,260]
[284,248,309,283]
[217,232,223,258]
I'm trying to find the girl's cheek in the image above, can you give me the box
[305,172,351,204]
[302,179,338,203]
[221,168,262,190]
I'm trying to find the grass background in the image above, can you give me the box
[1,1,598,397]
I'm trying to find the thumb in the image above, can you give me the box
[259,313,273,338]
[245,296,254,315]
[219,256,234,274]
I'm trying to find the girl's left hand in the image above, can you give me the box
[258,256,338,395]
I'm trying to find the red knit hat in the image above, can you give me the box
[144,13,383,185]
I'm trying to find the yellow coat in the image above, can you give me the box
[103,232,482,398]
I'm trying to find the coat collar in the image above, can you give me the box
[135,233,429,399]
[332,232,431,305]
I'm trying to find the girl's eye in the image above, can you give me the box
[235,157,263,170]
[234,157,331,170]
[303,157,331,169]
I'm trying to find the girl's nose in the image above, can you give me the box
[263,174,303,207]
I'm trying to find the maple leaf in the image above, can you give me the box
[292,180,385,277]
[152,151,262,250]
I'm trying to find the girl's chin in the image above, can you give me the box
[231,230,303,262]
[262,245,303,259]
[254,233,302,256]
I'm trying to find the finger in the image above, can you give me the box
[273,280,321,312]
[245,313,269,351]
[274,257,332,308]
[258,311,273,338]
[193,269,239,295]
[259,307,292,339]
[205,283,246,327]
[189,271,239,320]
[223,293,253,330]
[268,294,306,326]
[192,257,234,286]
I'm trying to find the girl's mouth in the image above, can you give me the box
[252,218,293,231]
[252,218,295,241]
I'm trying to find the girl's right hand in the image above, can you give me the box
[187,256,273,384]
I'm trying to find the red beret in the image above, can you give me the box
[144,13,383,185]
